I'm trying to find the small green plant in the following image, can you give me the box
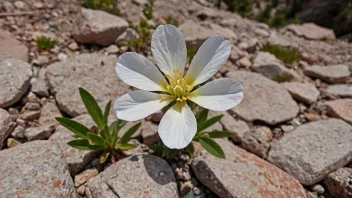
[142,0,154,20]
[187,48,197,61]
[271,74,291,83]
[83,0,120,16]
[165,15,179,27]
[125,19,152,52]
[36,36,57,50]
[222,0,254,17]
[55,88,140,163]
[262,44,301,64]
[291,16,302,24]
[150,109,234,159]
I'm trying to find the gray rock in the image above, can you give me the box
[0,29,28,61]
[326,84,352,98]
[0,59,32,108]
[72,8,129,46]
[226,71,299,125]
[241,126,272,158]
[268,119,352,185]
[141,121,160,145]
[310,184,325,194]
[49,114,100,175]
[24,125,56,141]
[304,65,351,84]
[115,28,139,45]
[30,77,49,97]
[19,110,40,121]
[86,154,178,198]
[324,168,352,198]
[200,21,237,43]
[214,111,249,143]
[74,168,99,187]
[0,109,16,149]
[287,23,335,40]
[11,125,24,139]
[252,52,299,80]
[179,20,214,49]
[192,139,306,198]
[0,141,75,197]
[326,99,352,124]
[282,82,320,104]
[46,53,130,117]
[39,102,62,126]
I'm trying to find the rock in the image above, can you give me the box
[50,114,99,175]
[104,45,119,54]
[39,102,62,126]
[141,121,160,145]
[282,82,320,104]
[310,184,325,194]
[77,185,86,196]
[305,112,321,121]
[0,59,32,108]
[46,53,130,117]
[71,8,129,46]
[25,125,56,141]
[326,84,352,98]
[58,53,68,61]
[118,121,142,139]
[0,109,16,149]
[287,23,335,40]
[7,137,21,148]
[68,42,79,51]
[19,111,40,121]
[200,21,237,42]
[326,99,352,124]
[178,20,214,49]
[23,102,41,111]
[237,56,251,67]
[324,168,352,198]
[304,65,351,84]
[226,71,299,125]
[268,119,352,185]
[192,139,306,198]
[86,154,178,198]
[74,168,99,187]
[252,52,298,80]
[241,126,272,158]
[217,111,249,143]
[281,125,294,133]
[11,125,24,139]
[0,29,28,61]
[115,28,139,45]
[0,141,75,197]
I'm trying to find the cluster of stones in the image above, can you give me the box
[0,0,352,198]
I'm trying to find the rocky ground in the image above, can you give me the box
[0,0,352,198]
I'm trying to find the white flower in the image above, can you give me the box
[114,24,243,149]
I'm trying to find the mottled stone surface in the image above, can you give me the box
[282,82,320,103]
[38,102,62,126]
[74,168,98,187]
[178,20,214,48]
[241,126,272,158]
[192,139,306,198]
[326,84,352,98]
[49,114,99,175]
[72,8,129,46]
[24,125,56,141]
[86,154,178,198]
[268,119,352,185]
[0,59,32,108]
[0,141,75,197]
[226,71,299,125]
[141,121,160,145]
[326,99,352,124]
[0,108,16,149]
[287,23,335,40]
[304,65,350,84]
[217,111,249,143]
[0,29,28,61]
[324,168,352,198]
[46,53,130,117]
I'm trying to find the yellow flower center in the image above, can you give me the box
[164,69,193,103]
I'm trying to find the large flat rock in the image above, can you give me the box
[0,141,75,197]
[226,71,299,125]
[0,59,32,108]
[192,139,306,198]
[304,65,350,84]
[282,82,320,104]
[0,29,28,61]
[46,53,130,117]
[326,99,352,124]
[268,119,352,185]
[86,154,178,198]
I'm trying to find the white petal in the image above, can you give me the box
[188,78,243,111]
[114,90,171,121]
[151,24,187,75]
[159,103,197,149]
[116,52,167,91]
[185,36,231,86]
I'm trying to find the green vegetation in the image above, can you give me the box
[187,48,197,61]
[125,19,152,52]
[55,88,140,164]
[222,0,254,17]
[271,74,291,83]
[149,109,235,159]
[142,0,154,20]
[83,0,120,16]
[262,44,301,64]
[165,15,179,27]
[36,36,57,50]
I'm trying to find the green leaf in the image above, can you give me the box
[118,122,141,144]
[202,131,235,139]
[67,139,105,150]
[198,114,224,132]
[55,117,91,139]
[196,109,209,125]
[79,87,104,129]
[87,132,107,147]
[110,119,127,145]
[99,124,111,144]
[185,142,195,156]
[199,137,225,159]
[99,151,110,164]
[116,143,137,150]
[103,101,111,124]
